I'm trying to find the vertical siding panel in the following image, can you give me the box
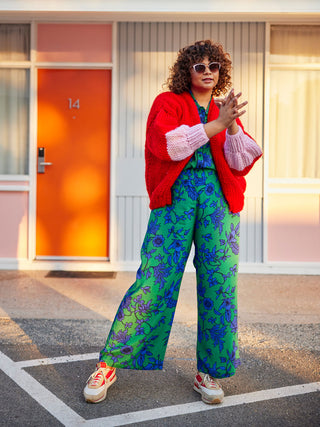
[245,24,264,261]
[225,23,234,65]
[164,22,174,78]
[195,22,204,41]
[118,23,127,158]
[240,23,250,130]
[125,197,133,260]
[240,205,254,263]
[126,23,135,159]
[150,23,159,98]
[180,23,189,48]
[133,22,142,158]
[203,23,211,40]
[257,198,263,261]
[172,22,181,55]
[117,197,126,261]
[254,198,259,262]
[256,24,265,148]
[246,197,255,261]
[116,197,120,260]
[142,23,151,133]
[157,22,167,94]
[210,23,219,43]
[132,23,138,159]
[187,22,196,44]
[218,22,227,46]
[240,204,248,263]
[132,197,141,261]
[233,23,242,93]
[248,23,257,137]
[141,196,149,243]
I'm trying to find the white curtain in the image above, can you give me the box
[0,24,30,175]
[270,25,320,64]
[0,69,29,174]
[269,26,320,179]
[0,24,30,61]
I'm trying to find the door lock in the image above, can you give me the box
[38,147,53,173]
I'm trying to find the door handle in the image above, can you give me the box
[38,148,53,173]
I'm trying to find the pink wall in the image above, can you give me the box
[0,192,28,258]
[37,24,112,62]
[268,193,320,262]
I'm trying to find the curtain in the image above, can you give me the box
[0,69,29,174]
[0,24,30,175]
[269,26,320,179]
[269,70,320,179]
[270,25,320,64]
[0,24,30,61]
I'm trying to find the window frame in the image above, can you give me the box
[266,23,320,187]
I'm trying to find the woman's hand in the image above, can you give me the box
[216,89,247,133]
[204,89,248,139]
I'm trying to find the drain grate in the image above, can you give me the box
[45,271,117,279]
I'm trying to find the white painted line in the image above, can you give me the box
[3,350,320,427]
[15,353,194,368]
[16,352,99,368]
[84,382,320,426]
[0,351,84,426]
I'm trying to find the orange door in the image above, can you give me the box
[36,69,111,258]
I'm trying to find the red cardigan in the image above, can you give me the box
[145,91,261,213]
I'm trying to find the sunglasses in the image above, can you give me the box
[192,62,221,73]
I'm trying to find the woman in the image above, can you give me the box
[84,40,262,405]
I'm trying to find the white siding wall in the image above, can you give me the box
[115,22,265,265]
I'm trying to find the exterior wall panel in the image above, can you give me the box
[115,22,265,265]
[0,190,28,258]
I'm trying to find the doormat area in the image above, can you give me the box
[45,271,117,279]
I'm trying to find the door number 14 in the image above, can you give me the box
[68,98,80,109]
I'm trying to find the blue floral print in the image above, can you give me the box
[99,166,241,379]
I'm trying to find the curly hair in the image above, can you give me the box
[166,40,232,96]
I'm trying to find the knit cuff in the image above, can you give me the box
[224,127,262,171]
[166,124,209,161]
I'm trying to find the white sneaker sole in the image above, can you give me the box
[193,383,224,404]
[84,374,117,404]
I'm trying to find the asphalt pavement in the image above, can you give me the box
[0,270,319,426]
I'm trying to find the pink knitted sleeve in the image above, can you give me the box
[166,124,209,161]
[224,127,262,172]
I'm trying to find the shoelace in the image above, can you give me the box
[203,374,218,387]
[90,370,104,386]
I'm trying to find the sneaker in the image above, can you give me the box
[83,362,117,403]
[193,372,224,404]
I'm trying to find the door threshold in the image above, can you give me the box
[45,270,116,279]
[29,259,113,272]
[35,256,109,261]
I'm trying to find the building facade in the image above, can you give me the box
[0,1,319,274]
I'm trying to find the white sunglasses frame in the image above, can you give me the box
[192,62,221,73]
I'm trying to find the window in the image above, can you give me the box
[269,25,320,179]
[0,24,30,175]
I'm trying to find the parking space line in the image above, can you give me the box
[15,353,196,368]
[2,350,319,426]
[16,352,99,368]
[0,351,84,426]
[84,382,320,426]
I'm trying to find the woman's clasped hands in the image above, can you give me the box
[215,89,248,133]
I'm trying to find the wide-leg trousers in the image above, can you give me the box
[100,168,241,378]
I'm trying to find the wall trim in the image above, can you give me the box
[238,262,320,275]
[0,259,319,275]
